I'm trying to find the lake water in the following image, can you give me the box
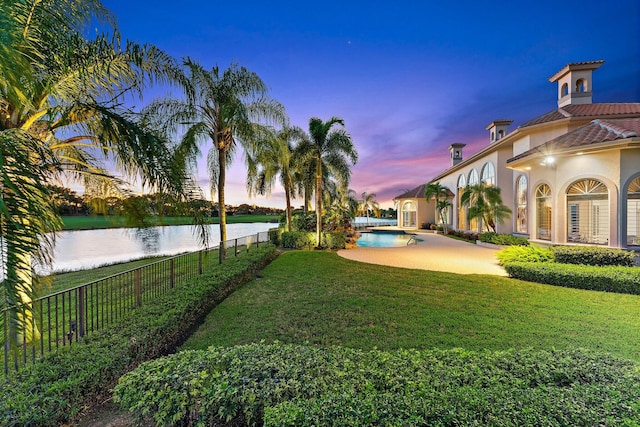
[40,222,275,274]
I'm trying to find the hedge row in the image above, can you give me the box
[280,231,346,249]
[504,261,640,295]
[114,343,640,427]
[552,245,636,267]
[478,232,530,246]
[0,245,277,426]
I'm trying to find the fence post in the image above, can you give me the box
[234,238,238,256]
[219,242,223,264]
[78,287,85,338]
[170,258,175,288]
[135,269,142,307]
[198,251,203,274]
[256,233,260,248]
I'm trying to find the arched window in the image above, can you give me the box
[561,83,569,97]
[575,79,586,93]
[626,176,640,246]
[498,130,504,139]
[457,174,466,229]
[481,162,496,187]
[536,184,552,240]
[491,131,495,141]
[516,175,527,233]
[567,179,608,245]
[402,201,417,228]
[468,169,479,186]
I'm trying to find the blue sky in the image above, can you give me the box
[103,0,640,208]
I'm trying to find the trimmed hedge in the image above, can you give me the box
[0,245,277,426]
[552,245,635,267]
[504,261,640,295]
[478,232,529,246]
[280,231,346,249]
[114,343,640,426]
[497,246,555,265]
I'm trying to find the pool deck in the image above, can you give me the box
[338,231,507,276]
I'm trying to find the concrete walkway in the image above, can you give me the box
[338,232,507,276]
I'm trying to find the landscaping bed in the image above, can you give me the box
[0,245,277,426]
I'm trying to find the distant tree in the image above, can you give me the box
[298,117,358,245]
[461,184,512,233]
[249,125,306,232]
[425,182,452,233]
[359,191,379,225]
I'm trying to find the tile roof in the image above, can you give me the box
[507,118,640,163]
[519,103,640,128]
[394,183,426,200]
[394,183,455,199]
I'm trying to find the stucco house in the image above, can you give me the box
[395,60,640,249]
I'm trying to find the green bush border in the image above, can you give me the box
[114,343,640,426]
[280,231,346,249]
[0,245,277,426]
[478,232,529,246]
[552,245,635,266]
[504,261,640,295]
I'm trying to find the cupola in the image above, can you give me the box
[485,120,513,143]
[549,60,604,108]
[449,143,466,166]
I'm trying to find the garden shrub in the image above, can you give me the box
[504,262,640,295]
[0,245,277,426]
[497,246,554,265]
[114,343,640,427]
[479,232,529,246]
[552,245,635,267]
[281,231,346,249]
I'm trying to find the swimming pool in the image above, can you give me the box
[356,231,421,248]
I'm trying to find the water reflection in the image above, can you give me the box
[36,222,274,274]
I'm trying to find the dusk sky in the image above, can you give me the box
[103,0,640,209]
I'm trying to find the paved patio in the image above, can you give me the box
[338,232,507,276]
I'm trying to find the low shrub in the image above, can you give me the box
[552,245,635,267]
[281,231,346,249]
[504,262,640,295]
[114,343,640,427]
[497,246,554,265]
[0,245,277,426]
[479,232,529,246]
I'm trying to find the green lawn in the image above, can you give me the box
[60,214,279,230]
[182,251,640,362]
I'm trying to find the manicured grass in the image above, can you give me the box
[60,214,279,230]
[182,251,640,362]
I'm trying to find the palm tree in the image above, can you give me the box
[142,60,284,250]
[461,184,512,233]
[425,182,452,233]
[1,0,195,344]
[248,125,306,232]
[299,117,358,245]
[360,191,379,225]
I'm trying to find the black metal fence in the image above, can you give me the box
[1,230,275,377]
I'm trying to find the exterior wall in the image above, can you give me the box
[527,150,624,247]
[397,198,432,229]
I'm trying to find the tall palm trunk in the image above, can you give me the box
[284,175,293,232]
[315,157,323,246]
[218,147,227,255]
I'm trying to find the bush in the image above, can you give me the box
[479,232,529,246]
[497,246,554,265]
[504,262,640,295]
[0,246,277,426]
[281,231,346,249]
[552,245,635,267]
[114,343,640,427]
